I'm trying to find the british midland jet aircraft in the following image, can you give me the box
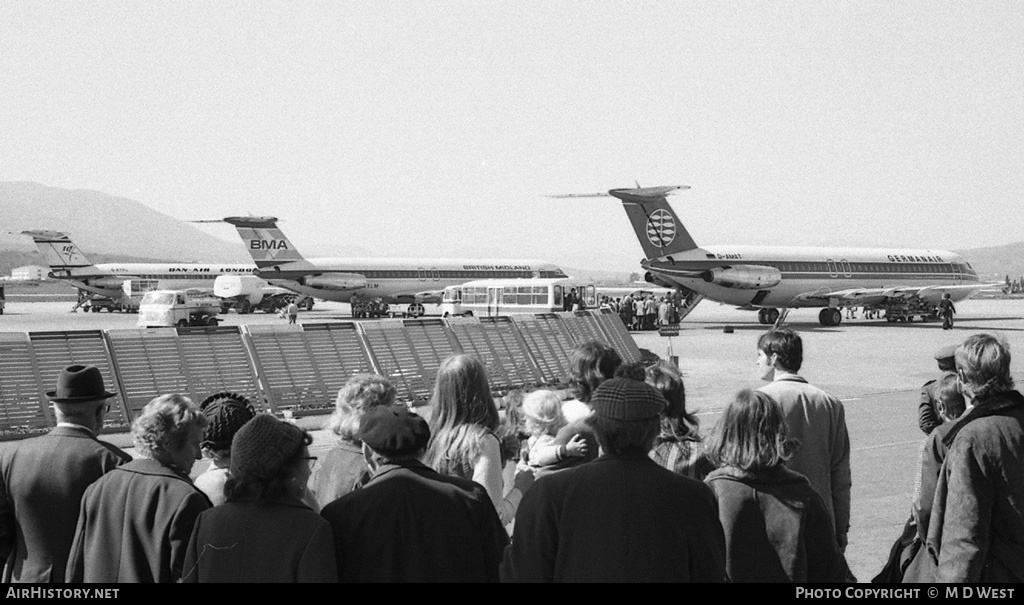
[222,216,568,317]
[554,185,994,326]
[22,230,258,305]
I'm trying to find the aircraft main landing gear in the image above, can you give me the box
[818,308,842,327]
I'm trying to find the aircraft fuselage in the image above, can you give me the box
[259,257,568,304]
[646,245,980,308]
[57,263,257,298]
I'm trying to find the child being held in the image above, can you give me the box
[520,389,587,468]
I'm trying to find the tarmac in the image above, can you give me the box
[3,297,1023,582]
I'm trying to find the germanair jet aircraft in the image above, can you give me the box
[553,185,996,326]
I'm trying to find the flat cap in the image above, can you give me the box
[359,405,430,457]
[590,377,666,422]
[934,344,958,362]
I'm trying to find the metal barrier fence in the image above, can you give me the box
[0,309,641,440]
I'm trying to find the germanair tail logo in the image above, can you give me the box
[646,209,676,248]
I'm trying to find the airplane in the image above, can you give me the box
[553,185,996,326]
[22,230,261,310]
[221,216,568,317]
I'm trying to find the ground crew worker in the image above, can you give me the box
[939,294,956,330]
[286,301,299,324]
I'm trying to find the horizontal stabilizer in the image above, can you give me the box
[21,230,95,270]
[607,185,690,203]
[547,185,689,200]
[223,216,281,229]
[21,229,70,242]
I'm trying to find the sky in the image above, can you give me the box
[2,2,1022,273]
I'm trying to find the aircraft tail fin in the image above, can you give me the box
[21,230,96,275]
[606,186,699,259]
[222,216,309,269]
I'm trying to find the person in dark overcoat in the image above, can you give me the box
[924,334,1024,582]
[0,365,130,583]
[501,378,727,583]
[181,414,336,583]
[322,405,508,582]
[704,389,848,583]
[66,394,210,583]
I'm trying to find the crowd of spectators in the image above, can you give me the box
[1,329,1022,583]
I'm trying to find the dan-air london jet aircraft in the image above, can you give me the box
[555,185,995,326]
[22,230,258,306]
[222,216,568,317]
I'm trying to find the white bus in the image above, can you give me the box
[440,278,597,317]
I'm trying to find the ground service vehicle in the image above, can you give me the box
[351,299,392,318]
[213,274,311,314]
[451,278,597,317]
[439,286,464,317]
[137,290,221,328]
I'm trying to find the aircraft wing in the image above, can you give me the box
[414,290,444,304]
[792,282,1002,306]
[793,287,896,306]
[888,282,1005,304]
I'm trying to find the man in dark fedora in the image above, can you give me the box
[321,405,508,582]
[501,378,727,582]
[0,364,130,583]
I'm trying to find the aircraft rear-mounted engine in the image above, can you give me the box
[300,273,367,291]
[644,272,676,289]
[700,265,782,289]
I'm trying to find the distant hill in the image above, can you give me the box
[0,182,250,263]
[956,243,1024,282]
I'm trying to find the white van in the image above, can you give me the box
[138,290,221,328]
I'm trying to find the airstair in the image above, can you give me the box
[674,286,705,322]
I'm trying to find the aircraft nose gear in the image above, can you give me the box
[407,303,425,318]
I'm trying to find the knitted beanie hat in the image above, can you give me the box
[199,392,257,451]
[230,414,310,480]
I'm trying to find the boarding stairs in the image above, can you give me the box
[674,287,705,322]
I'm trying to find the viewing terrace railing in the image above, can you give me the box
[0,309,642,440]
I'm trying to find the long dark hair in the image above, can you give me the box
[645,361,699,442]
[423,355,499,475]
[567,341,622,403]
[707,389,797,471]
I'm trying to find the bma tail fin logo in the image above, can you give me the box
[249,240,289,251]
[646,209,676,248]
[236,226,305,267]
